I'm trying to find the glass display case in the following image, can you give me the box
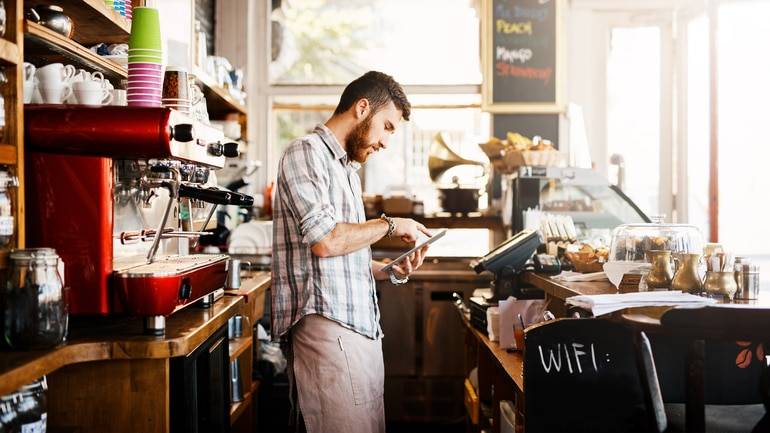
[505,166,649,243]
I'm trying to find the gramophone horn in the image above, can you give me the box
[428,132,486,182]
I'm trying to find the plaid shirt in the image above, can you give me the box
[271,124,381,340]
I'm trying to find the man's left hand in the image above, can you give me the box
[391,244,429,279]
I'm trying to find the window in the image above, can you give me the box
[685,15,710,238]
[266,1,488,255]
[606,26,662,216]
[717,1,770,257]
[270,0,482,85]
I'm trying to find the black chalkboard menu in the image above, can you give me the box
[482,0,562,112]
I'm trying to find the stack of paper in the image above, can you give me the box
[552,271,609,282]
[566,291,717,316]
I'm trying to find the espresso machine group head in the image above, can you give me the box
[25,106,252,334]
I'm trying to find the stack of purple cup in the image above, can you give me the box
[127,7,162,107]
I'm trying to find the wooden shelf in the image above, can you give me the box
[228,335,252,360]
[230,380,259,423]
[229,389,253,423]
[28,0,132,45]
[0,144,17,165]
[0,38,20,65]
[24,20,127,83]
[193,68,247,118]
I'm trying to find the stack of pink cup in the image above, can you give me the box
[127,7,162,107]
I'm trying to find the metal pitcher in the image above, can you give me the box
[645,250,673,289]
[672,253,703,294]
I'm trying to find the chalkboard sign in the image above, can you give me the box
[482,0,562,113]
[492,113,559,148]
[523,319,650,432]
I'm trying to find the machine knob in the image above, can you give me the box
[223,142,239,158]
[172,124,195,142]
[208,142,223,157]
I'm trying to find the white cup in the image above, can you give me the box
[111,89,127,106]
[39,84,73,104]
[36,63,76,88]
[23,63,36,83]
[73,80,113,105]
[23,80,35,104]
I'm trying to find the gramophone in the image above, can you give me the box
[428,132,487,214]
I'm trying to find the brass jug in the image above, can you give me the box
[672,253,703,294]
[645,250,673,289]
[704,271,737,301]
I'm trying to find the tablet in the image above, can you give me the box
[380,229,447,272]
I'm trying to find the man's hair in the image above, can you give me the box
[333,71,411,121]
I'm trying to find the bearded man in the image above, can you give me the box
[271,71,432,433]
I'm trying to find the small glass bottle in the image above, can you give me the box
[0,1,7,38]
[0,167,17,247]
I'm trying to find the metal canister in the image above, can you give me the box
[735,261,760,300]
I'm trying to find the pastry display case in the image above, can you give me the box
[506,166,650,242]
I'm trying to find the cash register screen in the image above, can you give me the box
[471,229,540,274]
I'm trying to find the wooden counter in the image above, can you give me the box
[0,273,271,433]
[458,303,524,433]
[521,271,615,299]
[458,305,523,392]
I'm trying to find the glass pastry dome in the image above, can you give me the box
[608,216,705,263]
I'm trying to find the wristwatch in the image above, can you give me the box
[389,270,409,285]
[380,213,396,238]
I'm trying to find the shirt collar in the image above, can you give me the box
[314,124,361,170]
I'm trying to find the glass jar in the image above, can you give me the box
[15,378,47,433]
[0,393,20,433]
[0,168,17,247]
[3,249,68,349]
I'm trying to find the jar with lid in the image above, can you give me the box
[15,377,47,433]
[3,248,67,349]
[0,167,17,247]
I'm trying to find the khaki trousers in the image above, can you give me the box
[290,314,386,433]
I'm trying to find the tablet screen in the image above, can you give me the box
[380,229,447,272]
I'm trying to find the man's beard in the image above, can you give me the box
[346,114,374,163]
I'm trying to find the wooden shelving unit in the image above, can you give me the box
[228,335,252,360]
[0,39,20,65]
[230,381,259,426]
[0,145,17,165]
[193,68,247,119]
[24,21,127,82]
[36,0,132,45]
[7,0,25,250]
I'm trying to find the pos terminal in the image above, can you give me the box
[467,229,542,334]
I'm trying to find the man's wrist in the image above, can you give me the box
[389,270,409,285]
[380,214,396,238]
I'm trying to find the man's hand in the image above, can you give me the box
[392,218,432,243]
[390,244,430,279]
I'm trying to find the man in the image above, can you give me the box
[271,71,432,433]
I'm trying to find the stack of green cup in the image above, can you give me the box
[128,7,163,107]
[128,7,162,63]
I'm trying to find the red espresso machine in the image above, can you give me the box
[25,106,251,334]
